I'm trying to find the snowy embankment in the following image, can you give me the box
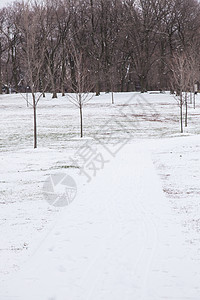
[0,92,200,299]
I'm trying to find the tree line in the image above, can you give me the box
[0,0,200,97]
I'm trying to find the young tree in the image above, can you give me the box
[170,51,192,133]
[67,49,94,138]
[18,2,47,148]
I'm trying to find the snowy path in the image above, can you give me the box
[1,145,200,300]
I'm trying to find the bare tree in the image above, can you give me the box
[0,16,9,94]
[1,0,200,96]
[18,2,47,148]
[1,3,23,93]
[67,49,94,138]
[0,14,7,94]
[170,51,192,133]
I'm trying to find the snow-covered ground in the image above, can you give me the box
[0,92,200,299]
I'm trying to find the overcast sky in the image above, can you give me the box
[0,0,15,8]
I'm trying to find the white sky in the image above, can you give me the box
[0,0,15,8]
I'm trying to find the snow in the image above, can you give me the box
[0,92,200,299]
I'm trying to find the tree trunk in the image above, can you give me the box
[33,93,37,149]
[50,63,57,99]
[180,93,183,133]
[51,71,57,98]
[104,65,110,93]
[140,75,147,93]
[0,41,2,95]
[185,92,188,127]
[96,83,100,96]
[79,104,83,138]
[12,46,18,92]
[120,76,125,92]
[61,56,66,96]
[95,62,101,96]
[111,91,114,104]
[52,91,57,99]
[95,72,101,96]
[69,54,77,92]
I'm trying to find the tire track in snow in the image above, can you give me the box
[118,152,159,300]
[79,160,123,300]
[80,148,159,300]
